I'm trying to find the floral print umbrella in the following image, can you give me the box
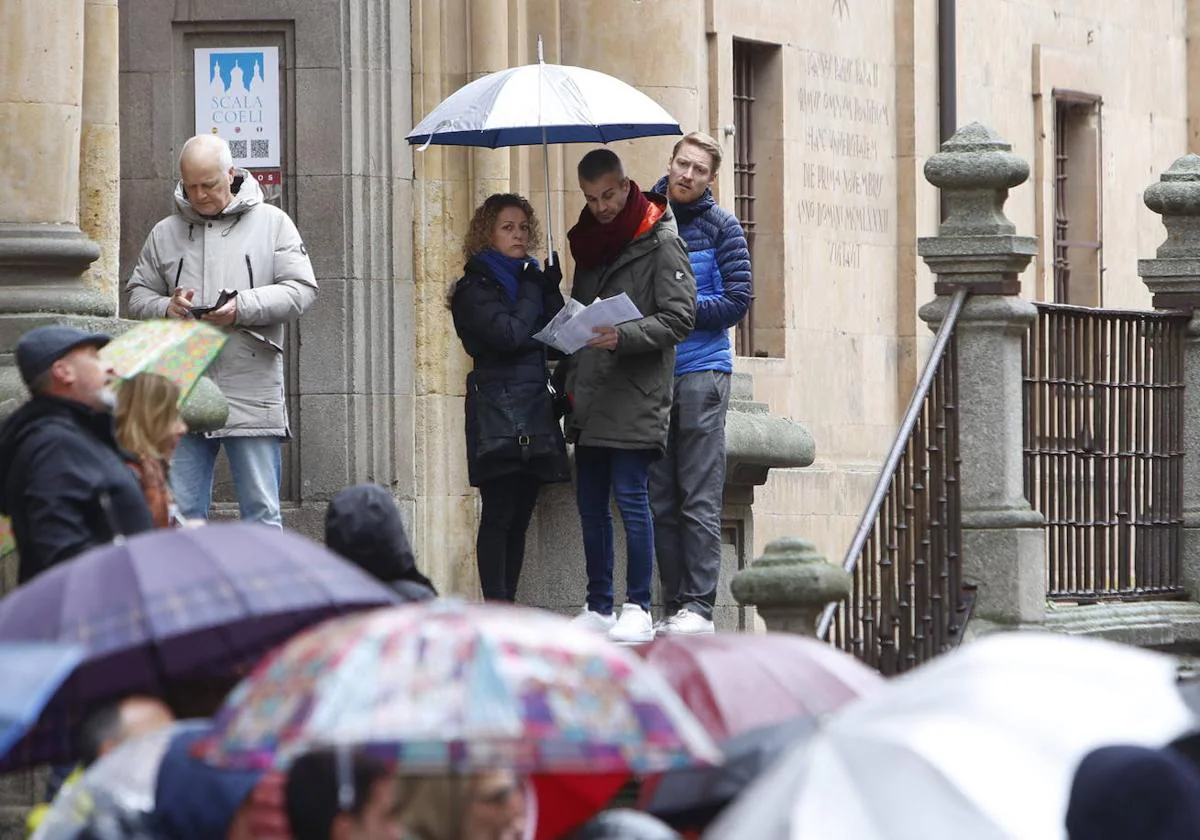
[100,318,228,405]
[199,600,721,776]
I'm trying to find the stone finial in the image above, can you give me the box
[923,122,1030,237]
[918,122,1037,295]
[730,537,850,637]
[1139,155,1200,310]
[180,376,229,434]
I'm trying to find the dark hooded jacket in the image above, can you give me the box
[563,194,696,454]
[450,254,570,487]
[0,396,154,584]
[324,483,437,602]
[1066,744,1200,840]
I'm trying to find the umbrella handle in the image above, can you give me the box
[97,490,127,547]
[337,744,355,811]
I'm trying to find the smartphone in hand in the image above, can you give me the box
[189,288,238,318]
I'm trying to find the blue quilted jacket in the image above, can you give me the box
[652,176,752,374]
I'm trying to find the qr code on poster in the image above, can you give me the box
[229,140,248,160]
[251,139,270,159]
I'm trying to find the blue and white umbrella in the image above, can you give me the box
[406,37,682,252]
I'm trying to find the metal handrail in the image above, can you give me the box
[817,287,969,639]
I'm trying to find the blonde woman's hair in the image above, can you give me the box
[395,775,468,840]
[461,193,543,261]
[397,772,522,840]
[115,373,182,460]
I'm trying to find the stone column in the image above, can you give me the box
[917,123,1046,628]
[0,0,109,315]
[468,0,510,206]
[78,0,120,304]
[1139,155,1200,599]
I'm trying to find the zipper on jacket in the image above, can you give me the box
[174,258,185,290]
[245,254,255,288]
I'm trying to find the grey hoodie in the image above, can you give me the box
[125,171,318,437]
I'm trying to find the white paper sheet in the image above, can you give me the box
[532,293,644,354]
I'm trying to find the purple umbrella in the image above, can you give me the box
[0,522,400,771]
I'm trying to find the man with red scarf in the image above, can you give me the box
[563,148,696,644]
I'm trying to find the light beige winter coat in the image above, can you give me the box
[126,171,317,437]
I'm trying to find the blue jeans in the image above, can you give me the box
[171,434,283,527]
[575,445,656,614]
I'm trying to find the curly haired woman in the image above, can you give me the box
[449,193,570,603]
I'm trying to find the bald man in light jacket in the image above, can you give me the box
[126,134,318,527]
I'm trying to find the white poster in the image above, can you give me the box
[193,47,280,168]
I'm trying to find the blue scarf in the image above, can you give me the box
[475,249,539,302]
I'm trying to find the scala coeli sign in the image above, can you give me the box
[194,47,281,168]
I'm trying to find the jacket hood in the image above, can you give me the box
[0,398,114,513]
[324,484,437,595]
[651,175,714,220]
[1066,745,1200,840]
[173,169,263,225]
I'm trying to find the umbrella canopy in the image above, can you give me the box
[0,642,84,762]
[635,632,884,741]
[0,523,399,771]
[199,600,721,776]
[406,38,681,255]
[405,61,681,149]
[702,632,1200,840]
[646,717,816,831]
[100,319,228,405]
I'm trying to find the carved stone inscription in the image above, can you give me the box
[797,48,892,269]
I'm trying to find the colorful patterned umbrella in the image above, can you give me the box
[200,600,722,776]
[100,319,228,404]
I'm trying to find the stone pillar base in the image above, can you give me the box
[0,224,111,316]
[961,526,1047,625]
[1179,522,1200,599]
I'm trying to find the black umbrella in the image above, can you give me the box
[645,716,817,830]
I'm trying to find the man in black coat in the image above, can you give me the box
[0,325,155,583]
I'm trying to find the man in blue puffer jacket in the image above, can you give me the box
[650,132,752,635]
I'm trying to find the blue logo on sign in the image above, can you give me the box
[208,52,266,93]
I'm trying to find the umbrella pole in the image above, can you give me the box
[537,35,555,261]
[542,130,554,260]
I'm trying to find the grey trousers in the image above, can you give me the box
[649,370,732,620]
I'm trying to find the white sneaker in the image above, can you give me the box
[608,603,654,644]
[652,616,674,636]
[662,607,715,636]
[571,607,616,634]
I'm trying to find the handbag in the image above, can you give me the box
[467,371,564,463]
